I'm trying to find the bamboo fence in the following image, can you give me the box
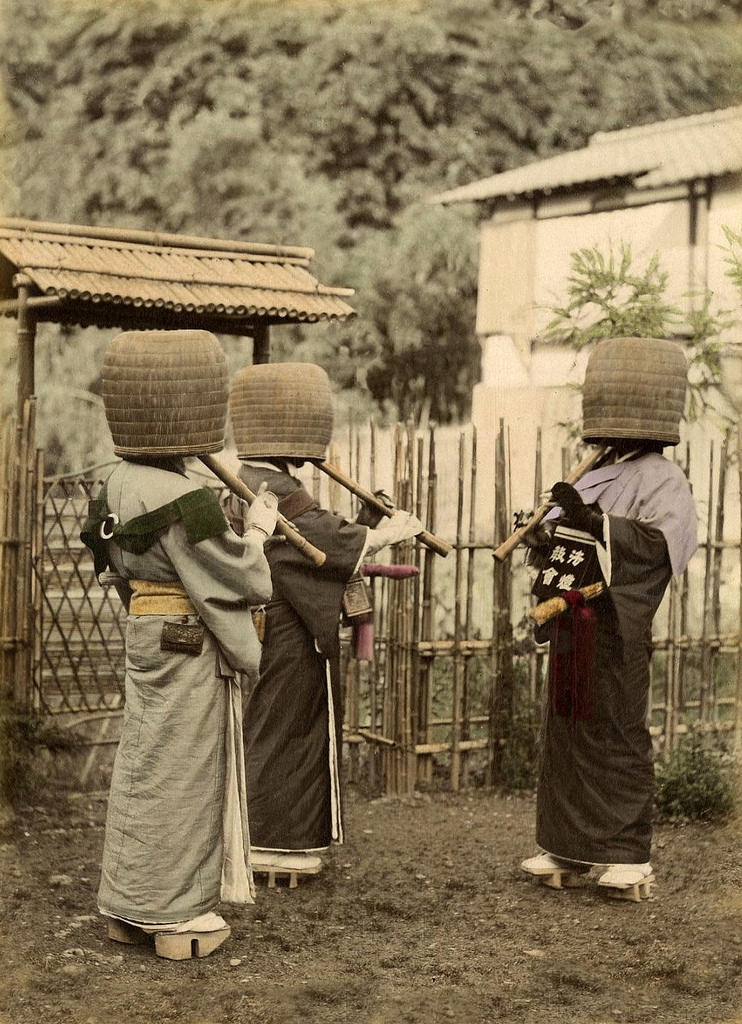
[0,399,39,709]
[3,418,741,792]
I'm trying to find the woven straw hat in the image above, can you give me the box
[582,336,687,446]
[230,362,333,460]
[102,330,228,456]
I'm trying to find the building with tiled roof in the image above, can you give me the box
[432,105,742,509]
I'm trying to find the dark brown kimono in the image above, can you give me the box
[239,464,368,852]
[535,453,697,865]
[537,519,671,863]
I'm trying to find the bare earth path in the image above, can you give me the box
[1,784,740,1024]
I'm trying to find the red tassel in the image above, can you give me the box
[549,589,595,729]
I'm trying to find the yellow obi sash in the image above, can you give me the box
[129,579,196,616]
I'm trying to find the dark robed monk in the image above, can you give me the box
[520,336,697,902]
[228,362,422,883]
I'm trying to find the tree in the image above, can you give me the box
[3,0,742,451]
[351,204,480,424]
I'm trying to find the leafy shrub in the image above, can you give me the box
[654,730,737,822]
[497,700,542,792]
[0,697,77,806]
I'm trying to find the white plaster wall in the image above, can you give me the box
[532,200,692,336]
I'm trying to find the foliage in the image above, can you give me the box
[654,729,737,821]
[543,244,678,346]
[0,695,77,806]
[722,224,742,302]
[2,0,742,456]
[351,205,480,424]
[542,241,732,421]
[496,698,542,791]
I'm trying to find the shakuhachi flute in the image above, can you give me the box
[199,454,327,567]
[492,444,610,562]
[318,461,453,557]
[528,582,605,627]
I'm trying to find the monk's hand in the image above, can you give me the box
[514,510,550,551]
[355,489,395,528]
[244,483,279,539]
[550,482,604,541]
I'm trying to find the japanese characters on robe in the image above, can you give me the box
[93,459,272,925]
[535,452,697,864]
[238,463,369,853]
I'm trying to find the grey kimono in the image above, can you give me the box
[93,460,272,925]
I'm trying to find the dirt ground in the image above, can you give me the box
[1,781,741,1024]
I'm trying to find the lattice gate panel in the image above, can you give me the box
[36,469,125,714]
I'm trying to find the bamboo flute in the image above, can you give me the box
[198,454,326,566]
[492,444,609,562]
[528,581,605,626]
[318,460,452,557]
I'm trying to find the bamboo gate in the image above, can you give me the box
[2,415,741,794]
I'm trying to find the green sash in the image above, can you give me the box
[81,484,228,576]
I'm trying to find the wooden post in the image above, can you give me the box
[735,424,742,753]
[14,273,36,420]
[252,322,270,364]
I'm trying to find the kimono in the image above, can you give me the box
[88,459,272,925]
[238,463,369,852]
[536,452,697,864]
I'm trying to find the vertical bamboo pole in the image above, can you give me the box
[699,442,715,726]
[418,426,437,786]
[32,447,44,713]
[710,433,728,730]
[412,433,425,785]
[489,421,513,786]
[310,462,321,503]
[735,423,742,753]
[383,424,404,793]
[663,577,679,752]
[461,427,477,784]
[327,442,341,514]
[530,428,543,703]
[346,423,360,784]
[402,421,416,792]
[367,422,378,792]
[1,416,19,702]
[0,417,12,697]
[15,399,35,708]
[675,441,692,748]
[449,431,466,791]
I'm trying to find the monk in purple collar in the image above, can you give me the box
[521,337,697,903]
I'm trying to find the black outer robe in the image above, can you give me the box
[239,464,368,852]
[536,517,672,864]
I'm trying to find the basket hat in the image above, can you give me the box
[230,362,333,460]
[581,336,687,446]
[102,330,228,456]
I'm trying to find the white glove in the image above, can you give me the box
[364,509,423,555]
[244,484,279,539]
